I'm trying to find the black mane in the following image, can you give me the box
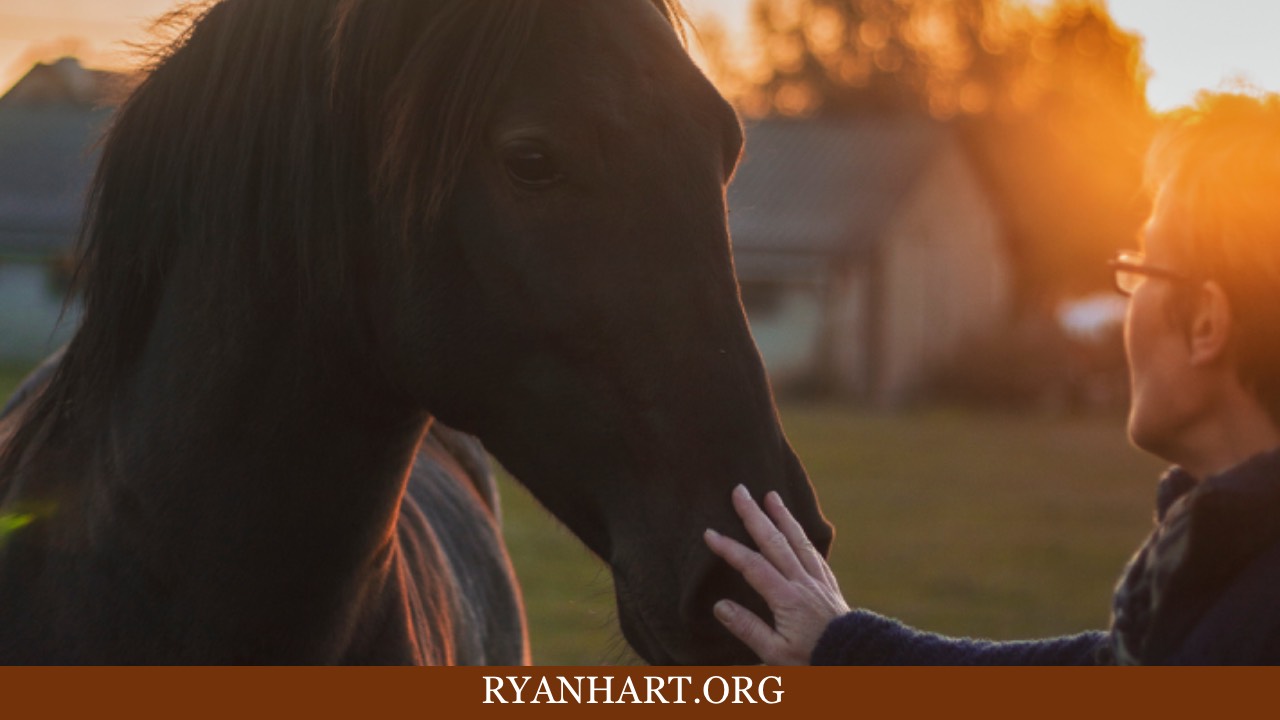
[0,0,681,478]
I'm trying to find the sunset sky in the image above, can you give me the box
[1,0,1278,111]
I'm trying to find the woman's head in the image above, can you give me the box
[1147,93,1280,414]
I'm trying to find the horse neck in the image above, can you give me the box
[61,264,432,645]
[110,336,427,533]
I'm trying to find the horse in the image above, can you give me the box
[0,0,832,665]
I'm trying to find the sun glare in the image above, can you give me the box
[678,0,1279,113]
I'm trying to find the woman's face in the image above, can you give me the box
[1124,192,1203,461]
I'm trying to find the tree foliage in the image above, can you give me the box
[718,0,1156,309]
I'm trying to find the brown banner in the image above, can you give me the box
[0,666,1272,719]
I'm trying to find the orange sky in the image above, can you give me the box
[3,0,1279,111]
[682,0,1280,111]
[0,0,178,90]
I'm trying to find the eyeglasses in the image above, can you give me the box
[1107,250,1198,297]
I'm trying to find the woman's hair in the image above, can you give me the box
[1145,91,1280,423]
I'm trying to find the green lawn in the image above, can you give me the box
[0,364,32,409]
[0,364,1163,665]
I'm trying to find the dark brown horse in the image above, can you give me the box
[0,0,831,664]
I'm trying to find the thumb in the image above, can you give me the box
[714,600,785,664]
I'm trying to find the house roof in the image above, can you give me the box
[0,59,118,258]
[0,57,123,110]
[728,116,949,281]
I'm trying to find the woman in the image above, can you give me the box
[706,91,1280,665]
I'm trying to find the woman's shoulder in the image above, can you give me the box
[1168,534,1280,664]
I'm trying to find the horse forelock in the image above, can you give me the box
[339,0,544,245]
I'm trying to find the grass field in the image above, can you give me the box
[0,364,29,409]
[0,363,1164,665]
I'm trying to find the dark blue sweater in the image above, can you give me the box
[812,611,1106,665]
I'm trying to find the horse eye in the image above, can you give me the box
[503,147,563,188]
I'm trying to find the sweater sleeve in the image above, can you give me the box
[811,610,1108,666]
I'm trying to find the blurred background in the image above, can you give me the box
[0,0,1275,663]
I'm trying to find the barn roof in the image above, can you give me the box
[728,116,950,281]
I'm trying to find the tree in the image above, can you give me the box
[718,0,1155,310]
[963,3,1155,309]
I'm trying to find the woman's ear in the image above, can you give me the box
[1188,280,1233,367]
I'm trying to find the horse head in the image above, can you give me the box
[356,0,834,664]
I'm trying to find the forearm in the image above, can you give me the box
[812,610,1108,666]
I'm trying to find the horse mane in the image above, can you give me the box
[0,0,687,479]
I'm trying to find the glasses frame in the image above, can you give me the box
[1107,251,1199,297]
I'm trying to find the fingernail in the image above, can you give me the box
[713,600,734,622]
[704,528,720,541]
[734,484,750,500]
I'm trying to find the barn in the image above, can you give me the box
[729,116,1011,405]
[0,58,117,363]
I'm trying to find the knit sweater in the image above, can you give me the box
[812,612,1105,665]
[811,448,1280,665]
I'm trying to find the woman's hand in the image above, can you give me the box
[704,485,850,665]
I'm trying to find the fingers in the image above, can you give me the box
[763,491,828,580]
[730,485,807,580]
[704,488,848,667]
[712,599,795,665]
[703,527,789,603]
